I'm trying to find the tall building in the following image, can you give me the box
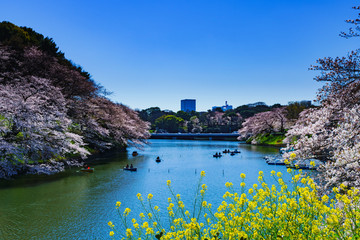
[181,99,196,112]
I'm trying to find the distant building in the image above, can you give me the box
[181,99,196,112]
[212,101,233,111]
[247,102,267,108]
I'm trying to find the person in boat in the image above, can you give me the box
[126,164,129,169]
[83,163,90,170]
[130,164,134,169]
[156,156,160,161]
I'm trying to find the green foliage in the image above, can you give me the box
[286,101,313,120]
[251,133,286,146]
[234,104,272,119]
[155,115,184,133]
[175,111,191,121]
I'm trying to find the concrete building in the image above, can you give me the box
[212,101,233,111]
[181,99,196,112]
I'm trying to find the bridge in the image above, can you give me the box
[150,133,240,141]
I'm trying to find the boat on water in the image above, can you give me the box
[267,159,286,165]
[230,152,235,156]
[213,154,222,158]
[123,167,137,171]
[156,156,161,162]
[80,168,94,173]
[132,151,138,156]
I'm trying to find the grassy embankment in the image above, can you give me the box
[246,133,286,146]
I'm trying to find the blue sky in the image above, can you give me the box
[1,0,359,111]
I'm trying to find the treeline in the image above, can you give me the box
[0,22,149,178]
[138,101,312,134]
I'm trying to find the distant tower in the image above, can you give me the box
[222,101,233,111]
[181,99,196,112]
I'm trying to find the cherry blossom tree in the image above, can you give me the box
[71,97,150,150]
[340,5,360,38]
[0,34,150,178]
[0,76,89,177]
[238,108,288,141]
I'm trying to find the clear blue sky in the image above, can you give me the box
[1,0,359,111]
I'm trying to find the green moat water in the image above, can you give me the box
[0,140,287,239]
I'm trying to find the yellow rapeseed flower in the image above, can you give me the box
[126,228,132,237]
[201,171,205,177]
[240,173,246,179]
[148,193,153,200]
[109,231,114,236]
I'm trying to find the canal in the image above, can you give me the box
[0,139,289,239]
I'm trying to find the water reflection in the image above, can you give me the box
[0,140,286,239]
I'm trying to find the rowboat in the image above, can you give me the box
[124,167,137,172]
[80,168,94,173]
[132,151,138,156]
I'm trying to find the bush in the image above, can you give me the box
[108,169,360,239]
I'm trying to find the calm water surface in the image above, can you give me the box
[0,140,289,239]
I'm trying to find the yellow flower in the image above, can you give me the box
[148,193,153,200]
[136,193,142,199]
[225,182,233,187]
[142,222,149,228]
[108,221,114,227]
[240,173,246,179]
[259,171,263,176]
[277,172,282,177]
[201,171,205,177]
[126,228,133,237]
[167,180,171,186]
[109,231,114,237]
[240,182,246,187]
[139,212,145,218]
[290,153,296,159]
[115,201,121,208]
[310,161,315,167]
